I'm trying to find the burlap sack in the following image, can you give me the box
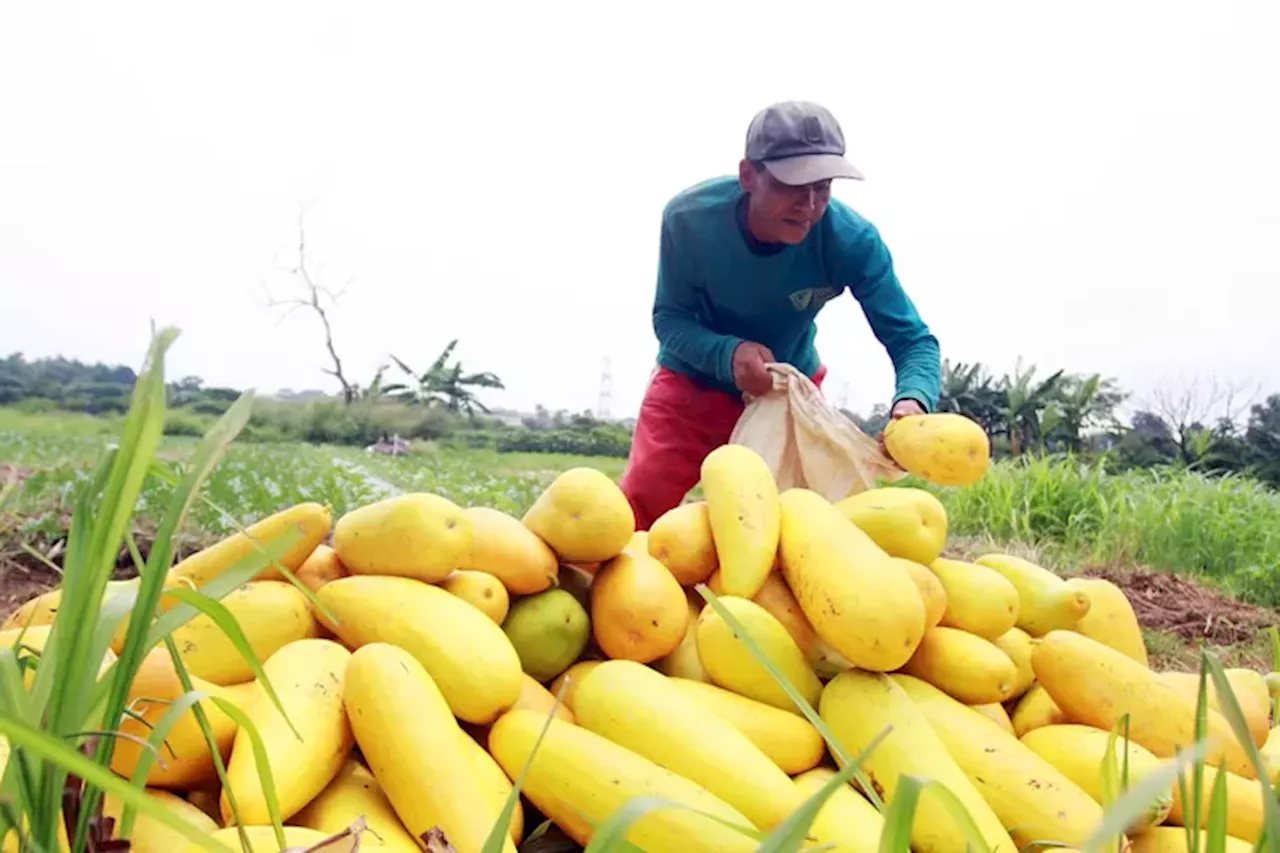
[728,363,906,502]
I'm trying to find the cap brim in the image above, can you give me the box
[764,153,864,185]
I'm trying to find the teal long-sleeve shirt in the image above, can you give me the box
[652,176,941,411]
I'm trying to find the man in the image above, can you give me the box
[619,100,942,531]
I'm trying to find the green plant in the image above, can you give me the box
[0,329,348,853]
[913,455,1280,605]
[5,332,1280,851]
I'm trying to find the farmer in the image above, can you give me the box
[619,100,942,531]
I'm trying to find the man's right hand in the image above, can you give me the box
[732,341,776,397]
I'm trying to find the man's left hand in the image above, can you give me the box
[890,399,925,420]
[878,399,926,456]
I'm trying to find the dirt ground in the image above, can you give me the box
[1083,564,1279,646]
[0,529,205,621]
[1077,564,1278,671]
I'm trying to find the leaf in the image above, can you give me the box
[877,775,994,853]
[580,795,759,853]
[141,461,339,625]
[201,693,290,850]
[522,819,555,846]
[152,587,300,739]
[0,711,227,852]
[693,584,884,811]
[1203,765,1229,853]
[1099,717,1123,810]
[1202,652,1280,847]
[1079,738,1213,853]
[756,734,883,853]
[480,679,566,853]
[37,330,176,851]
[143,525,302,644]
[122,688,209,790]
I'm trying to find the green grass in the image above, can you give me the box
[5,367,1280,852]
[0,333,313,853]
[5,407,1280,606]
[912,455,1280,606]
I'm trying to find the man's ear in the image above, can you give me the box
[739,158,759,192]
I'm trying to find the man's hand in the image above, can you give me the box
[890,399,925,420]
[878,398,926,456]
[732,341,776,398]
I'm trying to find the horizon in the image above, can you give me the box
[2,2,1278,423]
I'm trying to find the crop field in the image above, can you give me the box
[2,407,1279,671]
[4,398,1280,851]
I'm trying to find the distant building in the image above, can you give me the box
[486,407,527,427]
[271,388,332,402]
[366,434,412,456]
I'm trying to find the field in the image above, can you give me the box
[3,406,1279,672]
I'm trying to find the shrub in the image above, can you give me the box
[163,408,213,437]
[242,398,462,446]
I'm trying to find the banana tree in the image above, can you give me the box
[1044,373,1127,452]
[936,360,1003,437]
[997,360,1064,456]
[382,340,504,417]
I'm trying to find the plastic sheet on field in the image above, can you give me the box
[729,362,907,502]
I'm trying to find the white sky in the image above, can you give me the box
[2,1,1278,421]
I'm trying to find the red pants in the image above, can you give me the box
[619,364,828,531]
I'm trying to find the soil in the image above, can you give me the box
[1080,564,1280,646]
[0,528,211,623]
[0,463,36,485]
[0,561,60,620]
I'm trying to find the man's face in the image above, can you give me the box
[739,160,833,244]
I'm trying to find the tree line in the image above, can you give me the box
[4,349,1279,481]
[846,359,1280,490]
[0,349,632,457]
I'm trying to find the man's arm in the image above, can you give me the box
[652,216,745,385]
[845,224,942,412]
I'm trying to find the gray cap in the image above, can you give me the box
[745,101,864,186]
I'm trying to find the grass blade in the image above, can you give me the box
[1080,738,1213,853]
[1202,651,1280,847]
[57,333,172,687]
[876,775,921,853]
[52,331,173,851]
[877,775,994,853]
[143,525,303,644]
[150,587,299,739]
[0,711,226,852]
[199,693,287,851]
[757,727,890,853]
[478,680,567,853]
[142,459,338,622]
[693,583,883,810]
[120,688,209,795]
[1099,717,1122,809]
[162,636,271,852]
[1203,765,1229,853]
[521,819,554,847]
[499,681,763,853]
[95,389,256,751]
[580,795,760,853]
[0,649,33,724]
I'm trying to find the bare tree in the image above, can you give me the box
[264,209,358,404]
[1149,375,1260,464]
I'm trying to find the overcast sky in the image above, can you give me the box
[2,1,1278,421]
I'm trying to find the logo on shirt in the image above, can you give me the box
[788,286,842,312]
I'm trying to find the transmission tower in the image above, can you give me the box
[838,382,851,411]
[597,356,614,420]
